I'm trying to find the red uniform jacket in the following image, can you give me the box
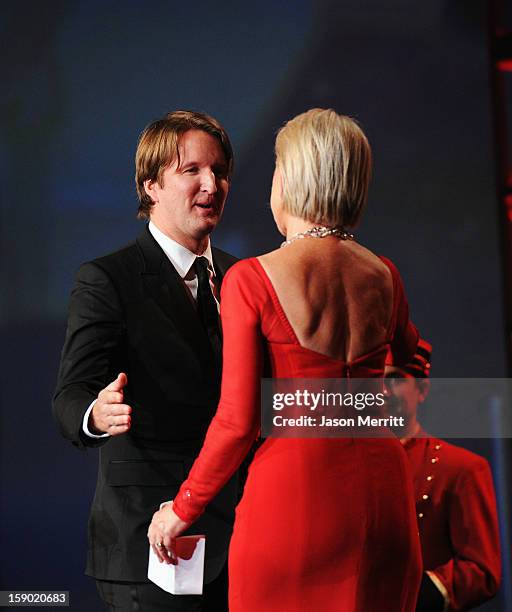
[403,433,501,610]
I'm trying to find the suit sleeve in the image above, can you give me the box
[173,262,262,522]
[428,461,501,610]
[52,261,125,449]
[380,256,419,365]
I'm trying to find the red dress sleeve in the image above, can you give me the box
[380,256,419,365]
[173,260,263,522]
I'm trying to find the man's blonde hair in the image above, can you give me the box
[135,110,233,219]
[275,108,372,228]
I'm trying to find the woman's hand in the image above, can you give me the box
[147,501,190,564]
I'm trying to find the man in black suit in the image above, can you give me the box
[53,110,238,611]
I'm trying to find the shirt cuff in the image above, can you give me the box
[82,399,110,438]
[426,571,450,612]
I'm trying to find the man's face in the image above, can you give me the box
[384,366,428,424]
[145,129,229,252]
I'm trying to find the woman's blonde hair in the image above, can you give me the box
[275,108,372,228]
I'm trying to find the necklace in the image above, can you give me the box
[280,225,355,248]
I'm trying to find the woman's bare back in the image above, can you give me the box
[257,238,394,362]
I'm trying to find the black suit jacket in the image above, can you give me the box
[53,225,239,583]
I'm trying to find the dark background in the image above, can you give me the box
[1,1,510,610]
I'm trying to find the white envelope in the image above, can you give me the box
[148,535,206,595]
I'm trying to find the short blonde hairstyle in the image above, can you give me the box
[135,110,233,219]
[275,108,372,228]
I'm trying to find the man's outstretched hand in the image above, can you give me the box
[89,373,132,435]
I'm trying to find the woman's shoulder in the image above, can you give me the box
[257,246,282,265]
[223,256,262,281]
[220,257,274,315]
[221,257,270,296]
[375,255,407,290]
[377,254,398,274]
[346,241,393,273]
[224,247,284,280]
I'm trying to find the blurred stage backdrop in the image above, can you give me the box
[1,1,511,610]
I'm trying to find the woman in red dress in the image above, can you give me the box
[148,109,422,611]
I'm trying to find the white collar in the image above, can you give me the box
[148,221,215,278]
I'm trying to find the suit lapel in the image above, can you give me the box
[136,225,208,354]
[212,247,238,288]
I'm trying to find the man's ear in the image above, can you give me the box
[144,179,158,203]
[417,379,430,403]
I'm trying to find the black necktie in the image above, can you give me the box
[195,256,222,372]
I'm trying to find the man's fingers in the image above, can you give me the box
[94,403,131,421]
[92,374,131,435]
[108,403,132,416]
[108,413,131,427]
[91,401,132,436]
[108,422,131,436]
[95,403,131,417]
[98,390,124,405]
[97,401,131,415]
[105,372,128,392]
[105,377,122,391]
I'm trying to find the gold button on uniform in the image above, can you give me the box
[431,457,439,463]
[422,494,429,500]
[418,513,424,518]
[427,476,433,481]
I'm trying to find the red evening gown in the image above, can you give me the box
[173,257,422,611]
